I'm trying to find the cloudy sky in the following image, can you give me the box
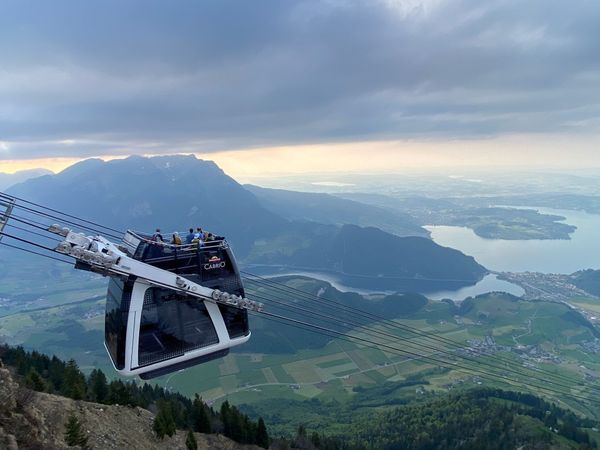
[1,0,600,175]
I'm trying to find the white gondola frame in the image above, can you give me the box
[106,279,251,377]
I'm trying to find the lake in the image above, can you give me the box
[249,206,600,301]
[426,207,600,274]
[246,268,525,302]
[426,273,524,300]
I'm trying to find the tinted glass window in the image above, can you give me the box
[138,288,219,367]
[105,277,133,370]
[218,304,249,339]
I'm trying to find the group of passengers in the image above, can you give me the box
[185,227,218,247]
[151,227,219,248]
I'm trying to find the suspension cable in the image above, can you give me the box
[245,284,597,399]
[242,271,594,393]
[3,223,62,242]
[8,202,123,240]
[1,192,124,235]
[249,306,595,405]
[0,241,72,264]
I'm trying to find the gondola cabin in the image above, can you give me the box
[104,230,250,379]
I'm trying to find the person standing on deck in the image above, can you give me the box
[186,228,195,244]
[151,228,163,242]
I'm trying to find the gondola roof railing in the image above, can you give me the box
[122,229,227,259]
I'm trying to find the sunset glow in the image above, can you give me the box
[3,133,600,179]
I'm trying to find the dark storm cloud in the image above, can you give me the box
[1,0,599,159]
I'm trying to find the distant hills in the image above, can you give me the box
[338,192,578,240]
[245,185,428,238]
[6,155,486,290]
[571,269,600,296]
[243,223,485,290]
[0,168,52,190]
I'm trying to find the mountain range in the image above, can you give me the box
[245,184,428,238]
[0,168,52,191]
[6,155,486,290]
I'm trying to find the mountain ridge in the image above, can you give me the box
[6,155,486,290]
[245,184,428,238]
[0,168,53,191]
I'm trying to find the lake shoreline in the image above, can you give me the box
[243,265,524,302]
[426,206,600,274]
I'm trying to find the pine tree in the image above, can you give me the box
[256,417,269,449]
[220,401,232,437]
[87,369,108,403]
[227,404,244,442]
[63,359,86,400]
[154,399,177,439]
[24,367,46,391]
[293,424,310,449]
[64,414,89,449]
[108,380,132,405]
[193,396,212,433]
[310,431,320,448]
[185,430,198,450]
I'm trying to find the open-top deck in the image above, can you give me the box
[120,230,242,292]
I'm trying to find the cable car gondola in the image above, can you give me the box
[52,227,255,379]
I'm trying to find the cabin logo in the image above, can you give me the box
[204,256,226,270]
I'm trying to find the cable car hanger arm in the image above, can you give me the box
[48,224,264,312]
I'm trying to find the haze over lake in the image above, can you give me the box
[426,207,600,274]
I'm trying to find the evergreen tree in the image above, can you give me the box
[185,429,198,450]
[108,380,132,405]
[310,431,320,449]
[297,424,307,438]
[293,425,311,449]
[24,367,46,391]
[48,355,67,392]
[220,401,232,437]
[229,407,244,442]
[63,359,86,400]
[154,399,177,439]
[192,396,212,433]
[256,417,269,449]
[64,414,89,449]
[87,369,108,403]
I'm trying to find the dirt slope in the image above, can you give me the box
[0,362,259,450]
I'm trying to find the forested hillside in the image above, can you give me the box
[3,345,596,449]
[349,390,596,449]
[246,387,598,450]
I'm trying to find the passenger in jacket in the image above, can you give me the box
[186,228,195,244]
